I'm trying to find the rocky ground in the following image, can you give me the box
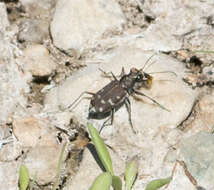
[0,0,214,190]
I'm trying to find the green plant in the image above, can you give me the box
[89,172,112,190]
[88,123,137,190]
[88,123,172,190]
[19,165,30,190]
[18,123,172,190]
[145,177,172,190]
[125,160,138,190]
[18,143,66,190]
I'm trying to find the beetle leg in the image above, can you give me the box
[124,97,137,134]
[110,72,118,81]
[99,68,119,81]
[118,67,125,78]
[133,90,170,112]
[99,68,113,79]
[67,91,95,110]
[99,108,115,134]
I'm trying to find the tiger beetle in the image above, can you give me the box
[68,56,173,134]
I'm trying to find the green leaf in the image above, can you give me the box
[89,172,112,190]
[125,160,138,190]
[19,165,30,190]
[112,175,122,190]
[88,123,114,175]
[145,177,172,190]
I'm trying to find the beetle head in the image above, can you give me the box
[130,68,153,90]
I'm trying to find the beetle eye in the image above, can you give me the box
[136,74,142,81]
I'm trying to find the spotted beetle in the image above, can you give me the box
[68,65,170,134]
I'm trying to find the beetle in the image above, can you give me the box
[68,65,170,134]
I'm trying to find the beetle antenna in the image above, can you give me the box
[140,53,157,71]
[148,71,177,77]
[143,60,156,72]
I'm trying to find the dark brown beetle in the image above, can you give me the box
[69,67,170,134]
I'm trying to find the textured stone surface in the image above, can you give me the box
[0,3,29,125]
[125,0,214,52]
[18,19,49,43]
[180,132,214,189]
[0,3,9,30]
[24,144,63,185]
[13,117,42,147]
[50,0,126,51]
[179,90,214,136]
[0,142,22,162]
[21,0,56,18]
[21,44,56,77]
[0,162,19,190]
[15,116,65,185]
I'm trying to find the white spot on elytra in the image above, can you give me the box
[116,96,120,100]
[108,99,114,106]
[101,99,106,104]
[99,107,103,112]
[89,107,96,113]
[97,95,101,99]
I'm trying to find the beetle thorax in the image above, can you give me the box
[120,75,136,93]
[120,68,153,93]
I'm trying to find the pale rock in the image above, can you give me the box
[182,91,214,135]
[18,19,49,43]
[24,144,63,185]
[0,4,29,125]
[18,0,56,43]
[0,3,9,31]
[145,0,214,35]
[20,118,64,185]
[13,117,42,147]
[134,25,182,52]
[50,0,126,51]
[21,0,56,18]
[22,44,57,77]
[180,132,214,189]
[0,162,19,190]
[11,115,64,185]
[133,0,214,52]
[0,143,22,162]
